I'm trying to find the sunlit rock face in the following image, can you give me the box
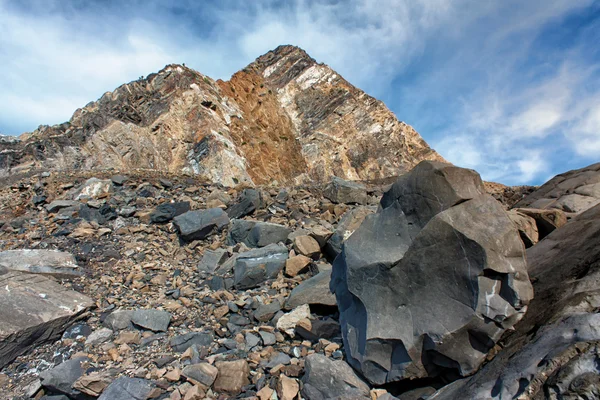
[0,46,444,185]
[331,161,533,385]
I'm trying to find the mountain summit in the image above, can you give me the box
[0,45,444,185]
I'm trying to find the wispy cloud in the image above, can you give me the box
[0,0,598,185]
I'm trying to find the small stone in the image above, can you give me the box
[131,309,172,332]
[114,330,141,345]
[170,332,213,352]
[293,235,321,259]
[277,375,299,400]
[165,368,181,382]
[254,301,282,322]
[245,332,261,349]
[213,360,250,394]
[85,328,113,345]
[73,371,113,396]
[276,304,311,337]
[182,363,218,387]
[259,331,276,346]
[98,377,156,400]
[285,255,312,277]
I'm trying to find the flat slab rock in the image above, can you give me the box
[0,249,81,278]
[0,271,93,368]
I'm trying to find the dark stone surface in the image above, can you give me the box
[323,176,368,205]
[173,208,230,242]
[301,354,370,399]
[98,377,155,400]
[170,332,213,352]
[39,357,88,397]
[331,161,533,385]
[233,244,289,289]
[131,309,172,332]
[226,189,264,219]
[150,201,190,223]
[227,219,291,248]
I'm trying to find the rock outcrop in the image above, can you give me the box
[0,46,444,185]
[331,161,533,385]
[515,162,600,217]
[431,203,600,399]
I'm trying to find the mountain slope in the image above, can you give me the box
[0,45,445,185]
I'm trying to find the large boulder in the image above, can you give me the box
[0,249,81,278]
[330,161,533,385]
[285,268,336,310]
[0,271,94,368]
[323,177,368,205]
[324,206,375,260]
[514,162,600,216]
[173,208,230,242]
[150,201,190,223]
[430,205,600,399]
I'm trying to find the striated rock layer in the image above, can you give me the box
[0,46,444,185]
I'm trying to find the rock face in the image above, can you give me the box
[0,271,93,368]
[0,46,443,184]
[515,162,600,216]
[330,161,533,385]
[0,249,81,278]
[431,204,600,399]
[301,353,370,399]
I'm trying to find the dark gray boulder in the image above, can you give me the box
[39,357,88,397]
[301,354,370,399]
[173,208,229,242]
[150,201,190,223]
[324,206,375,260]
[234,244,289,289]
[227,189,264,219]
[227,219,291,248]
[331,161,533,385]
[98,377,155,400]
[430,204,600,399]
[131,309,171,332]
[323,177,368,205]
[285,268,336,310]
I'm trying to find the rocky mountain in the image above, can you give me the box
[0,46,443,186]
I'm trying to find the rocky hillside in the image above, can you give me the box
[0,46,443,186]
[0,161,599,399]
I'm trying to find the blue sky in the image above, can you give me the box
[0,0,598,185]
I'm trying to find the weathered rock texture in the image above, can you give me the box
[0,271,93,368]
[0,46,443,185]
[431,204,600,399]
[330,161,533,385]
[515,162,600,216]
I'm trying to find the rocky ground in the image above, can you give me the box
[0,161,599,400]
[0,168,386,399]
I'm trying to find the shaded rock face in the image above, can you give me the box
[430,204,600,399]
[515,162,600,216]
[331,161,533,385]
[0,45,443,185]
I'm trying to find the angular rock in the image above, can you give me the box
[285,255,312,277]
[173,208,230,242]
[293,235,321,259]
[324,206,375,260]
[0,271,93,369]
[331,161,533,384]
[301,354,370,399]
[111,175,128,185]
[197,249,229,274]
[103,310,134,331]
[73,178,114,200]
[277,375,299,400]
[45,200,79,213]
[39,357,88,397]
[323,177,368,205]
[226,189,264,219]
[254,301,282,322]
[515,162,600,215]
[233,243,289,289]
[131,309,172,332]
[170,332,213,352]
[296,318,341,341]
[0,249,81,278]
[98,377,155,400]
[276,304,311,337]
[285,269,336,310]
[150,201,191,223]
[228,219,291,248]
[514,207,567,239]
[182,363,218,387]
[213,359,250,394]
[73,371,113,397]
[85,328,113,345]
[507,210,539,247]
